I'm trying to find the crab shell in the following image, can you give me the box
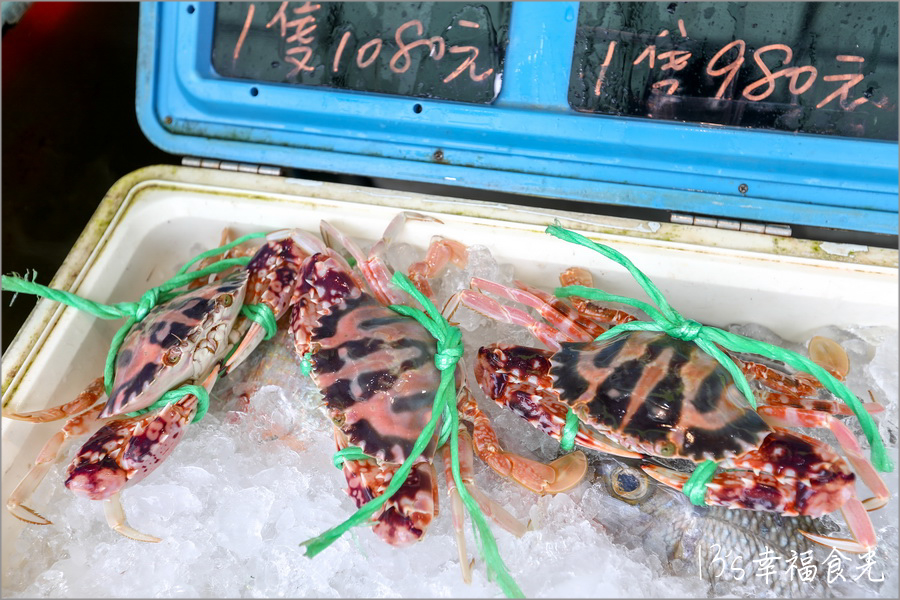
[291,252,443,545]
[479,331,773,463]
[100,271,248,418]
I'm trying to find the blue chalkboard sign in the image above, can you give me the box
[569,2,898,141]
[212,2,511,104]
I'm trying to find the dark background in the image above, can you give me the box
[2,2,172,351]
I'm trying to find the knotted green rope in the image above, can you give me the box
[546,224,892,474]
[2,231,276,423]
[560,408,580,453]
[300,271,523,599]
[682,460,718,506]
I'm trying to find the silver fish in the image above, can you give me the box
[589,455,893,598]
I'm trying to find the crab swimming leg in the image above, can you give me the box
[6,377,108,524]
[756,406,890,511]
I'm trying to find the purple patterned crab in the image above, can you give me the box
[279,215,525,570]
[3,229,320,541]
[455,267,890,553]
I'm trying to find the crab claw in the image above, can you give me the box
[370,462,437,547]
[489,449,588,495]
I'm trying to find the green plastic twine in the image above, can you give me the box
[545,224,893,474]
[332,446,375,469]
[560,408,580,453]
[126,384,211,424]
[683,460,718,506]
[300,271,523,599]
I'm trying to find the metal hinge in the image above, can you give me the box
[670,213,792,237]
[181,156,282,177]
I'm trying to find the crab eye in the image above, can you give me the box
[657,441,676,457]
[609,466,650,504]
[163,347,182,366]
[218,294,234,307]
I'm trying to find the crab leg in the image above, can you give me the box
[6,378,108,525]
[757,406,890,511]
[3,376,107,423]
[757,391,884,415]
[407,237,468,299]
[104,492,161,543]
[457,387,590,494]
[735,357,824,397]
[457,289,566,350]
[558,267,639,326]
[807,335,851,380]
[798,498,876,553]
[469,278,598,343]
[441,425,526,583]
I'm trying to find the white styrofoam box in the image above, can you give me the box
[2,166,897,592]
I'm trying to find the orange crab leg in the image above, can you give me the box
[408,237,468,299]
[6,379,108,525]
[3,376,107,424]
[756,391,884,416]
[458,387,593,495]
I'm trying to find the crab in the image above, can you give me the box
[276,214,527,569]
[454,267,890,553]
[3,230,311,541]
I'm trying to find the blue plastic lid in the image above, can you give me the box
[137,2,898,235]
